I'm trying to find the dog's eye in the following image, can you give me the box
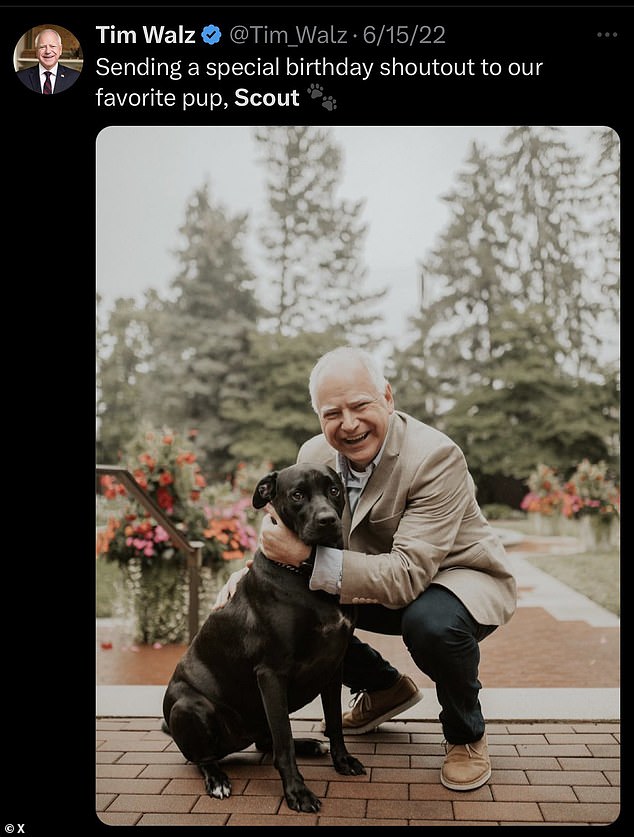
[329,485,341,497]
[291,490,304,502]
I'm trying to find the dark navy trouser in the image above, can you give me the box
[343,584,497,744]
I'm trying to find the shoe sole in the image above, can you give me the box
[341,689,424,735]
[440,765,492,791]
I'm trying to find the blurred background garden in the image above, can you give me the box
[96,125,619,646]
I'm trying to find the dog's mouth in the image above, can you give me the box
[299,523,343,549]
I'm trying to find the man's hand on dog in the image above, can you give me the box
[212,505,312,610]
[212,561,252,610]
[260,504,312,567]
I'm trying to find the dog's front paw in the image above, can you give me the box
[333,754,366,776]
[285,784,322,813]
[203,769,232,799]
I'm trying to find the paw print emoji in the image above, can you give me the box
[307,83,324,99]
[322,95,337,111]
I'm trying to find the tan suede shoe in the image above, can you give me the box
[341,674,423,734]
[440,733,491,791]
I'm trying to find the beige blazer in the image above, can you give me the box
[298,411,517,626]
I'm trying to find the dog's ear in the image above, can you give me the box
[253,471,278,509]
[328,467,345,493]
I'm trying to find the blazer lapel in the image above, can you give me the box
[29,66,41,92]
[349,414,403,534]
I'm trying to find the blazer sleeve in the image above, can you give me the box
[339,440,475,608]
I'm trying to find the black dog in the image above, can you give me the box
[162,463,365,813]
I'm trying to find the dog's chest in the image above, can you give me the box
[315,606,354,638]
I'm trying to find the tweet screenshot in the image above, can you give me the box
[6,1,624,830]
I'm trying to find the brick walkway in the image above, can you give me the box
[96,529,621,826]
[97,717,620,826]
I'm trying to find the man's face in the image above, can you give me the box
[315,360,395,470]
[36,32,62,69]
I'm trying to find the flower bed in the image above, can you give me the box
[96,427,261,643]
[520,460,619,549]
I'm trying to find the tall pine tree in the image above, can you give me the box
[148,182,261,478]
[500,126,596,377]
[97,294,154,463]
[391,127,619,497]
[255,126,386,342]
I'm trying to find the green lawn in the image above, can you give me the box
[96,558,123,617]
[521,550,620,616]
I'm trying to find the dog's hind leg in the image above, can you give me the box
[167,696,232,799]
[294,738,330,756]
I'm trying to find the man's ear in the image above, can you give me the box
[384,381,395,412]
[253,471,279,509]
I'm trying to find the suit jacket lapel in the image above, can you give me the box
[56,68,69,92]
[29,66,40,92]
[349,414,403,535]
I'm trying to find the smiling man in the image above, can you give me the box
[16,28,81,94]
[256,345,517,791]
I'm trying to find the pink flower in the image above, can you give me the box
[154,526,169,543]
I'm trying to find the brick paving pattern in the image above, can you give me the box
[96,530,620,825]
[97,717,620,826]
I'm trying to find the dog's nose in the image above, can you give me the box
[315,511,337,528]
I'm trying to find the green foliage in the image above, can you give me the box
[396,307,619,494]
[480,503,525,521]
[97,126,619,503]
[142,183,262,478]
[221,330,340,468]
[391,126,619,492]
[255,126,387,340]
[97,295,155,462]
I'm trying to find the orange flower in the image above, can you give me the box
[176,452,197,465]
[159,471,174,486]
[162,434,174,445]
[96,517,120,555]
[133,469,148,490]
[138,453,156,471]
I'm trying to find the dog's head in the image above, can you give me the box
[253,463,345,548]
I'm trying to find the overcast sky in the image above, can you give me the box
[96,125,615,355]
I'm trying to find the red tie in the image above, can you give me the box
[43,71,52,94]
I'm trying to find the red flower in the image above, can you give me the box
[159,471,174,486]
[157,487,174,513]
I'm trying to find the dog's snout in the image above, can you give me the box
[316,510,337,528]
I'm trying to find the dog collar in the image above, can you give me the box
[270,558,314,576]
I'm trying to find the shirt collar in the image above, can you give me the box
[40,64,58,77]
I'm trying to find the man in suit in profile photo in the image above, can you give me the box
[16,28,80,93]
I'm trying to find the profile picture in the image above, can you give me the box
[14,24,82,94]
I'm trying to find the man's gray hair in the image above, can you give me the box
[35,28,63,47]
[309,346,388,413]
